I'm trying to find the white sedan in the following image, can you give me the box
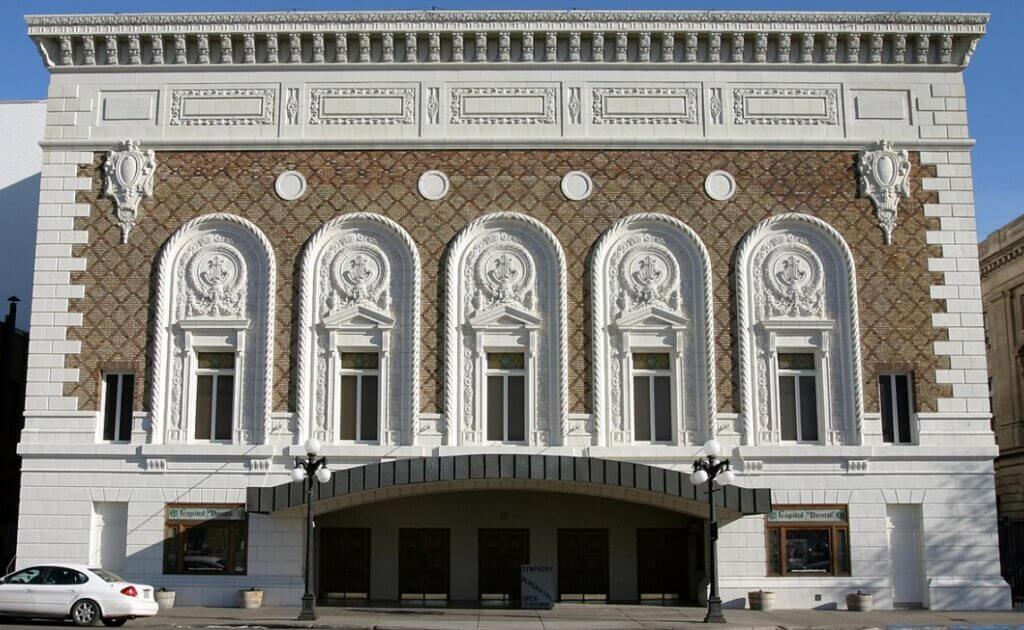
[0,564,158,626]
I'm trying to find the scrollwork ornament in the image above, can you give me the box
[858,139,911,244]
[102,139,156,244]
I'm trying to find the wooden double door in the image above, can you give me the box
[637,528,691,604]
[319,527,371,600]
[478,528,530,604]
[399,528,450,601]
[557,529,609,602]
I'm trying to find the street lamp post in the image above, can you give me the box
[292,437,331,621]
[689,438,735,624]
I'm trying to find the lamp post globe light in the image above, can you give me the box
[293,437,331,621]
[690,438,734,624]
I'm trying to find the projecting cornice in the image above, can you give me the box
[27,10,986,69]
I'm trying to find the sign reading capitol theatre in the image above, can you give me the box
[16,8,1010,612]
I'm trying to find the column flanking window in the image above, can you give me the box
[194,352,235,441]
[102,373,134,442]
[486,352,527,443]
[879,373,913,444]
[777,353,819,442]
[339,352,380,442]
[632,353,672,443]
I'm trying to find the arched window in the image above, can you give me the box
[295,213,420,446]
[444,213,567,446]
[591,214,716,447]
[735,213,864,446]
[151,214,276,445]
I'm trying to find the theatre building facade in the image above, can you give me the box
[17,10,1010,610]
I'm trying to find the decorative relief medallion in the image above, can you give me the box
[470,239,536,314]
[309,87,416,125]
[858,139,911,245]
[418,170,450,200]
[704,170,736,201]
[169,88,276,126]
[610,236,681,315]
[102,139,156,244]
[321,237,391,315]
[753,234,825,319]
[449,87,557,125]
[180,235,248,318]
[732,87,839,126]
[591,87,698,125]
[560,171,593,201]
[274,170,307,201]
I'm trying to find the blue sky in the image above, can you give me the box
[3,0,1022,238]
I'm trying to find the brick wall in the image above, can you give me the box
[64,149,947,415]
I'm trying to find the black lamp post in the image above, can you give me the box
[291,437,331,621]
[689,438,735,624]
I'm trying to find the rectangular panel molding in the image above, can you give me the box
[169,88,276,126]
[732,87,840,126]
[309,87,417,125]
[591,87,699,125]
[449,87,557,125]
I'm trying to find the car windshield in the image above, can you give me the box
[89,568,125,583]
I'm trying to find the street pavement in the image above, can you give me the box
[4,604,1024,630]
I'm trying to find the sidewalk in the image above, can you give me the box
[146,604,1024,629]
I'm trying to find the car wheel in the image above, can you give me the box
[102,618,128,627]
[71,599,102,626]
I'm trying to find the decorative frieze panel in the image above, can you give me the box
[168,87,276,126]
[732,87,839,126]
[591,86,698,125]
[309,87,417,125]
[449,87,557,125]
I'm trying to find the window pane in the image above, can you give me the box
[118,374,135,442]
[837,528,850,575]
[183,524,228,573]
[360,375,379,441]
[197,352,234,369]
[784,529,831,574]
[895,375,912,443]
[507,375,526,442]
[632,352,670,370]
[880,375,895,443]
[487,375,504,442]
[768,529,781,575]
[341,352,379,369]
[799,375,819,441]
[633,376,651,441]
[653,376,672,442]
[486,352,525,370]
[779,375,797,441]
[214,375,234,440]
[103,374,119,441]
[778,353,815,370]
[340,375,357,440]
[195,375,213,440]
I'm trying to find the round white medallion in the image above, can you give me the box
[418,170,450,200]
[274,170,307,201]
[704,170,736,201]
[561,171,593,201]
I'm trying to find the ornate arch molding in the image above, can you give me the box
[735,213,864,446]
[295,213,421,445]
[151,213,277,445]
[590,213,716,446]
[444,212,568,446]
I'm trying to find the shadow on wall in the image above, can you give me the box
[0,173,39,330]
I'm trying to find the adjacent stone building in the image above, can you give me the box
[17,10,1010,611]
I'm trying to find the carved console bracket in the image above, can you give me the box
[858,139,910,245]
[102,139,156,244]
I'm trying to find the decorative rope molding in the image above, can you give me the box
[150,213,277,444]
[294,213,421,443]
[29,11,985,68]
[733,213,864,445]
[443,212,569,444]
[590,213,716,444]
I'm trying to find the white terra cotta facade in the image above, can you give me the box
[15,10,1011,610]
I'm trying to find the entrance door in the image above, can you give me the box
[557,529,608,602]
[399,528,449,603]
[90,502,127,571]
[887,504,923,607]
[319,527,371,601]
[478,529,529,605]
[637,528,689,604]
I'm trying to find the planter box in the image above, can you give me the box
[748,590,775,611]
[239,590,264,609]
[846,591,873,611]
[154,590,175,609]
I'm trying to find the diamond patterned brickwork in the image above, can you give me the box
[66,150,947,415]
